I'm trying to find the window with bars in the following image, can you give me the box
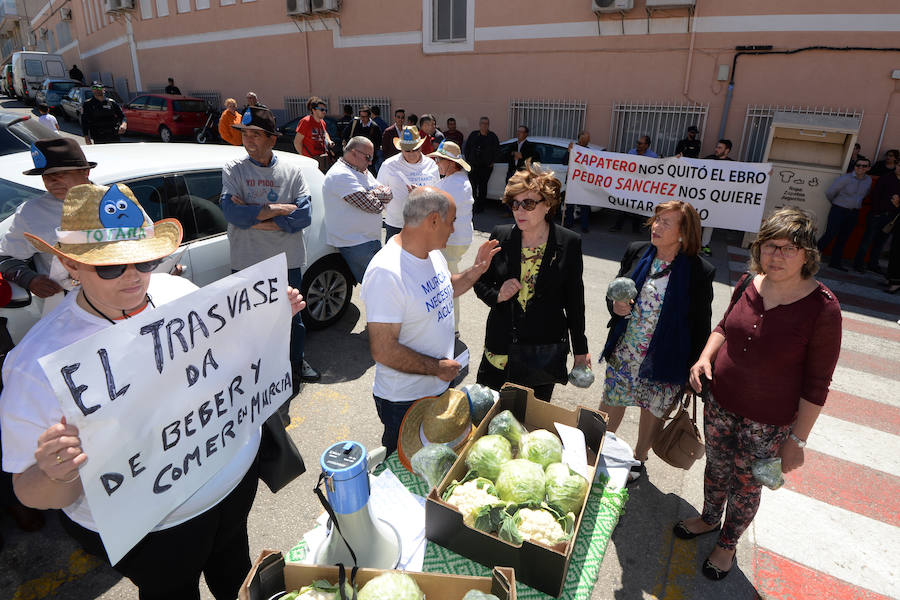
[738,105,864,162]
[433,0,466,42]
[507,99,587,141]
[338,96,390,121]
[188,90,222,110]
[609,101,709,157]
[284,96,331,121]
[56,21,73,46]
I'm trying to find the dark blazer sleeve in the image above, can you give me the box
[562,231,588,355]
[473,225,512,308]
[688,255,716,364]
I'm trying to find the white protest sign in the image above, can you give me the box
[38,254,292,565]
[565,148,773,233]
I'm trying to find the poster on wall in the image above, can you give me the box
[38,254,292,564]
[565,147,772,233]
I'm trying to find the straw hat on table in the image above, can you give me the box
[397,388,473,472]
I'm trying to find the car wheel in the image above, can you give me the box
[159,125,173,143]
[300,255,354,330]
[196,131,208,144]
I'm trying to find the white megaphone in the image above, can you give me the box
[315,441,402,569]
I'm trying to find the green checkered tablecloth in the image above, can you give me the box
[289,454,628,599]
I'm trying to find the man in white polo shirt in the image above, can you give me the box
[360,187,499,455]
[322,136,393,283]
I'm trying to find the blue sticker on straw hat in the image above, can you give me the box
[241,110,252,125]
[30,143,47,169]
[99,185,144,228]
[401,128,414,143]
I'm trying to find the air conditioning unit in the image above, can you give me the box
[592,0,633,13]
[645,0,695,7]
[39,27,48,37]
[286,0,311,16]
[61,8,73,21]
[104,0,135,13]
[310,0,339,13]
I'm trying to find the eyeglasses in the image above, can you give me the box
[508,198,545,211]
[760,242,801,259]
[352,148,373,162]
[93,259,163,280]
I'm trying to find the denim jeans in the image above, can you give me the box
[564,203,590,231]
[854,212,894,269]
[817,205,858,266]
[338,240,381,284]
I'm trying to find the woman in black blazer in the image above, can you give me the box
[473,160,589,401]
[600,201,715,481]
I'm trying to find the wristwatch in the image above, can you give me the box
[789,432,807,448]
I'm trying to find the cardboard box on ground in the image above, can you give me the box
[239,549,516,600]
[426,384,609,598]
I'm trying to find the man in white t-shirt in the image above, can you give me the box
[322,136,393,283]
[37,104,59,131]
[377,126,439,243]
[360,187,499,455]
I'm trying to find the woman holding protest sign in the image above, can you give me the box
[0,181,305,600]
[600,200,714,482]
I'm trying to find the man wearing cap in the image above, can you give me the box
[0,138,96,300]
[220,106,320,397]
[675,125,701,158]
[361,186,500,455]
[377,126,440,242]
[81,82,126,145]
[322,136,393,283]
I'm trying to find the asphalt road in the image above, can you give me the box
[0,192,766,599]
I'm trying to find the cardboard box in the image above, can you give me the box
[239,549,517,600]
[426,384,608,597]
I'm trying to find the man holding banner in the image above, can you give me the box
[0,183,306,599]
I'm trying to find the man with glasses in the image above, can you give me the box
[81,81,126,145]
[378,126,440,241]
[322,136,393,284]
[506,124,537,182]
[817,157,872,271]
[464,116,500,213]
[294,96,335,173]
[342,106,381,173]
[382,108,407,160]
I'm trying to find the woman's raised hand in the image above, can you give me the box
[497,278,523,302]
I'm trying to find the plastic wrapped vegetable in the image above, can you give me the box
[411,444,458,490]
[465,434,512,480]
[487,410,528,447]
[358,572,424,600]
[568,365,595,388]
[606,277,638,302]
[461,383,495,425]
[494,459,546,504]
[282,579,356,599]
[462,591,500,600]
[443,476,501,527]
[544,462,589,514]
[752,457,784,490]
[520,429,563,470]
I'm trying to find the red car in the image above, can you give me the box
[122,93,208,142]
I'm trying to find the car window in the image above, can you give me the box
[5,117,55,151]
[0,179,44,220]
[50,81,78,93]
[146,96,166,111]
[46,62,65,77]
[120,175,167,221]
[535,143,567,165]
[172,100,207,112]
[496,142,515,164]
[24,60,44,77]
[129,95,149,110]
[178,171,227,242]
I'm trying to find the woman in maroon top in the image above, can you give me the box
[675,207,842,581]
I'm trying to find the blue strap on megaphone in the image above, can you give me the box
[314,471,360,599]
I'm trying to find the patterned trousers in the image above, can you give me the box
[700,396,791,550]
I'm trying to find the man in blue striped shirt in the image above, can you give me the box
[817,157,872,271]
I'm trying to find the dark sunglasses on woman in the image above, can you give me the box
[508,198,545,211]
[93,259,163,280]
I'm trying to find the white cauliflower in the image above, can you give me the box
[445,479,501,527]
[516,508,567,546]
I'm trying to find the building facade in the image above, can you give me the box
[9,0,900,159]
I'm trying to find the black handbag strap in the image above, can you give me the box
[336,563,358,600]
[314,472,359,568]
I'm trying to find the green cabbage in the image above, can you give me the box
[283,579,355,599]
[411,444,458,490]
[520,429,563,469]
[487,410,527,447]
[358,573,423,600]
[494,459,545,504]
[462,591,500,600]
[465,434,512,480]
[544,462,589,514]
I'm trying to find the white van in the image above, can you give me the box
[11,51,66,103]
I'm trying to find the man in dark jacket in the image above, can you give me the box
[675,125,701,158]
[81,82,126,144]
[464,116,500,213]
[506,125,538,181]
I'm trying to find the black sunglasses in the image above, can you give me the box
[93,259,163,280]
[508,198,545,211]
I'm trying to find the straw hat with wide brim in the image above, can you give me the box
[25,183,182,266]
[393,125,426,152]
[397,388,473,472]
[427,140,471,172]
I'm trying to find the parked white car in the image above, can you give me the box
[485,136,605,200]
[0,143,356,344]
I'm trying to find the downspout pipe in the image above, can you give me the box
[125,13,142,92]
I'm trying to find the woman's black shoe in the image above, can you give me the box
[673,520,720,540]
[702,554,736,581]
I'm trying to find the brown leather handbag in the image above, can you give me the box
[652,390,705,469]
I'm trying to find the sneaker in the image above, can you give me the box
[298,359,321,383]
[701,246,712,257]
[627,461,645,483]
